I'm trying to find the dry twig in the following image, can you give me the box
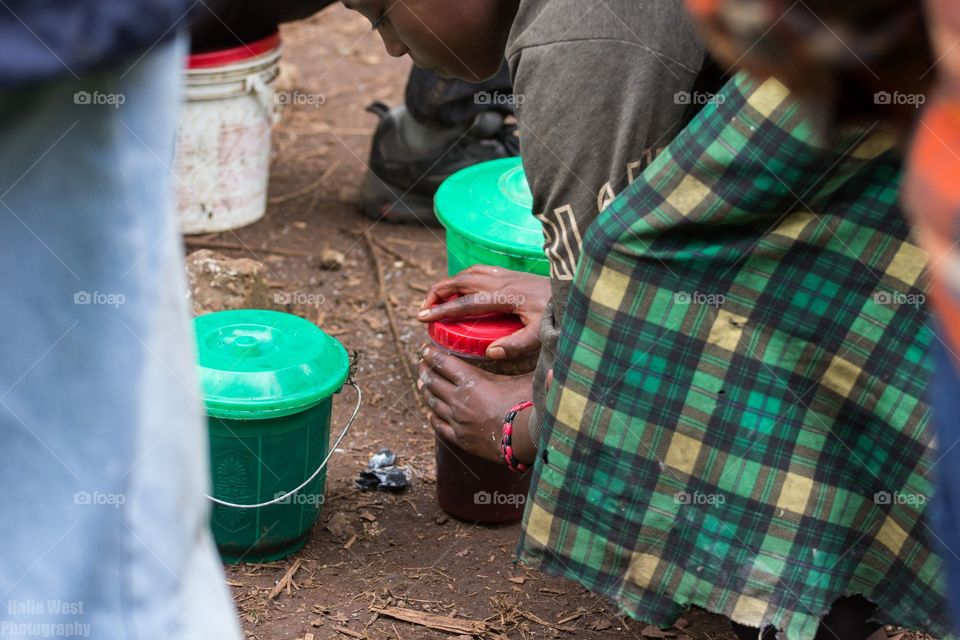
[268,559,302,600]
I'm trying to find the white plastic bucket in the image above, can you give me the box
[174,33,282,234]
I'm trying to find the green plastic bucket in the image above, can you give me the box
[435,157,550,276]
[194,309,357,563]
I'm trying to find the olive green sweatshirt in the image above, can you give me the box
[505,0,706,445]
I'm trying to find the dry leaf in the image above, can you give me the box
[589,619,612,631]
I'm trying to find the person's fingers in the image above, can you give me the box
[419,359,458,399]
[421,386,453,423]
[428,412,459,446]
[487,323,541,359]
[420,345,478,385]
[420,276,462,310]
[418,273,494,314]
[419,264,519,311]
[546,368,554,391]
[419,267,494,308]
[418,361,458,419]
[418,292,513,322]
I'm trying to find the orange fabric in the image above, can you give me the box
[906,1,960,362]
[685,0,721,17]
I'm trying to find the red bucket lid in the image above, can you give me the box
[428,313,524,357]
[188,32,281,69]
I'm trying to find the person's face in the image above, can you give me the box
[340,0,518,81]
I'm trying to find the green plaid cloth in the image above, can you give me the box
[517,73,950,639]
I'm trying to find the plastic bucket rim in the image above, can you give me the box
[434,159,546,259]
[184,47,282,82]
[195,310,352,418]
[183,51,282,102]
[188,31,282,69]
[440,221,549,262]
[203,386,342,420]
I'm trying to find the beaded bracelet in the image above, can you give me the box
[501,401,534,474]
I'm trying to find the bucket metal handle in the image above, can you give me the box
[205,379,362,509]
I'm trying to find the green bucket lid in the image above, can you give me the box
[434,157,544,259]
[194,309,350,420]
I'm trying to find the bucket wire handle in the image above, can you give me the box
[205,378,362,509]
[247,73,282,125]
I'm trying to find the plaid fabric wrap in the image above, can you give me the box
[517,73,950,639]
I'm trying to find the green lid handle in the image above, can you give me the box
[229,334,261,355]
[204,380,362,509]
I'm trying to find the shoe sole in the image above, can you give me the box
[359,172,440,226]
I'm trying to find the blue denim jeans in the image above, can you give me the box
[0,37,241,639]
[931,335,960,634]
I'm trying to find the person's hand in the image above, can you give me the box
[419,345,536,464]
[417,265,550,360]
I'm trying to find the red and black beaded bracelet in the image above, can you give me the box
[500,401,534,474]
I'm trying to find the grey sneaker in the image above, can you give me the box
[360,102,519,226]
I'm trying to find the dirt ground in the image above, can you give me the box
[184,8,930,640]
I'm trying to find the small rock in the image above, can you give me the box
[363,315,385,331]
[324,512,356,541]
[434,512,449,526]
[318,249,345,270]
